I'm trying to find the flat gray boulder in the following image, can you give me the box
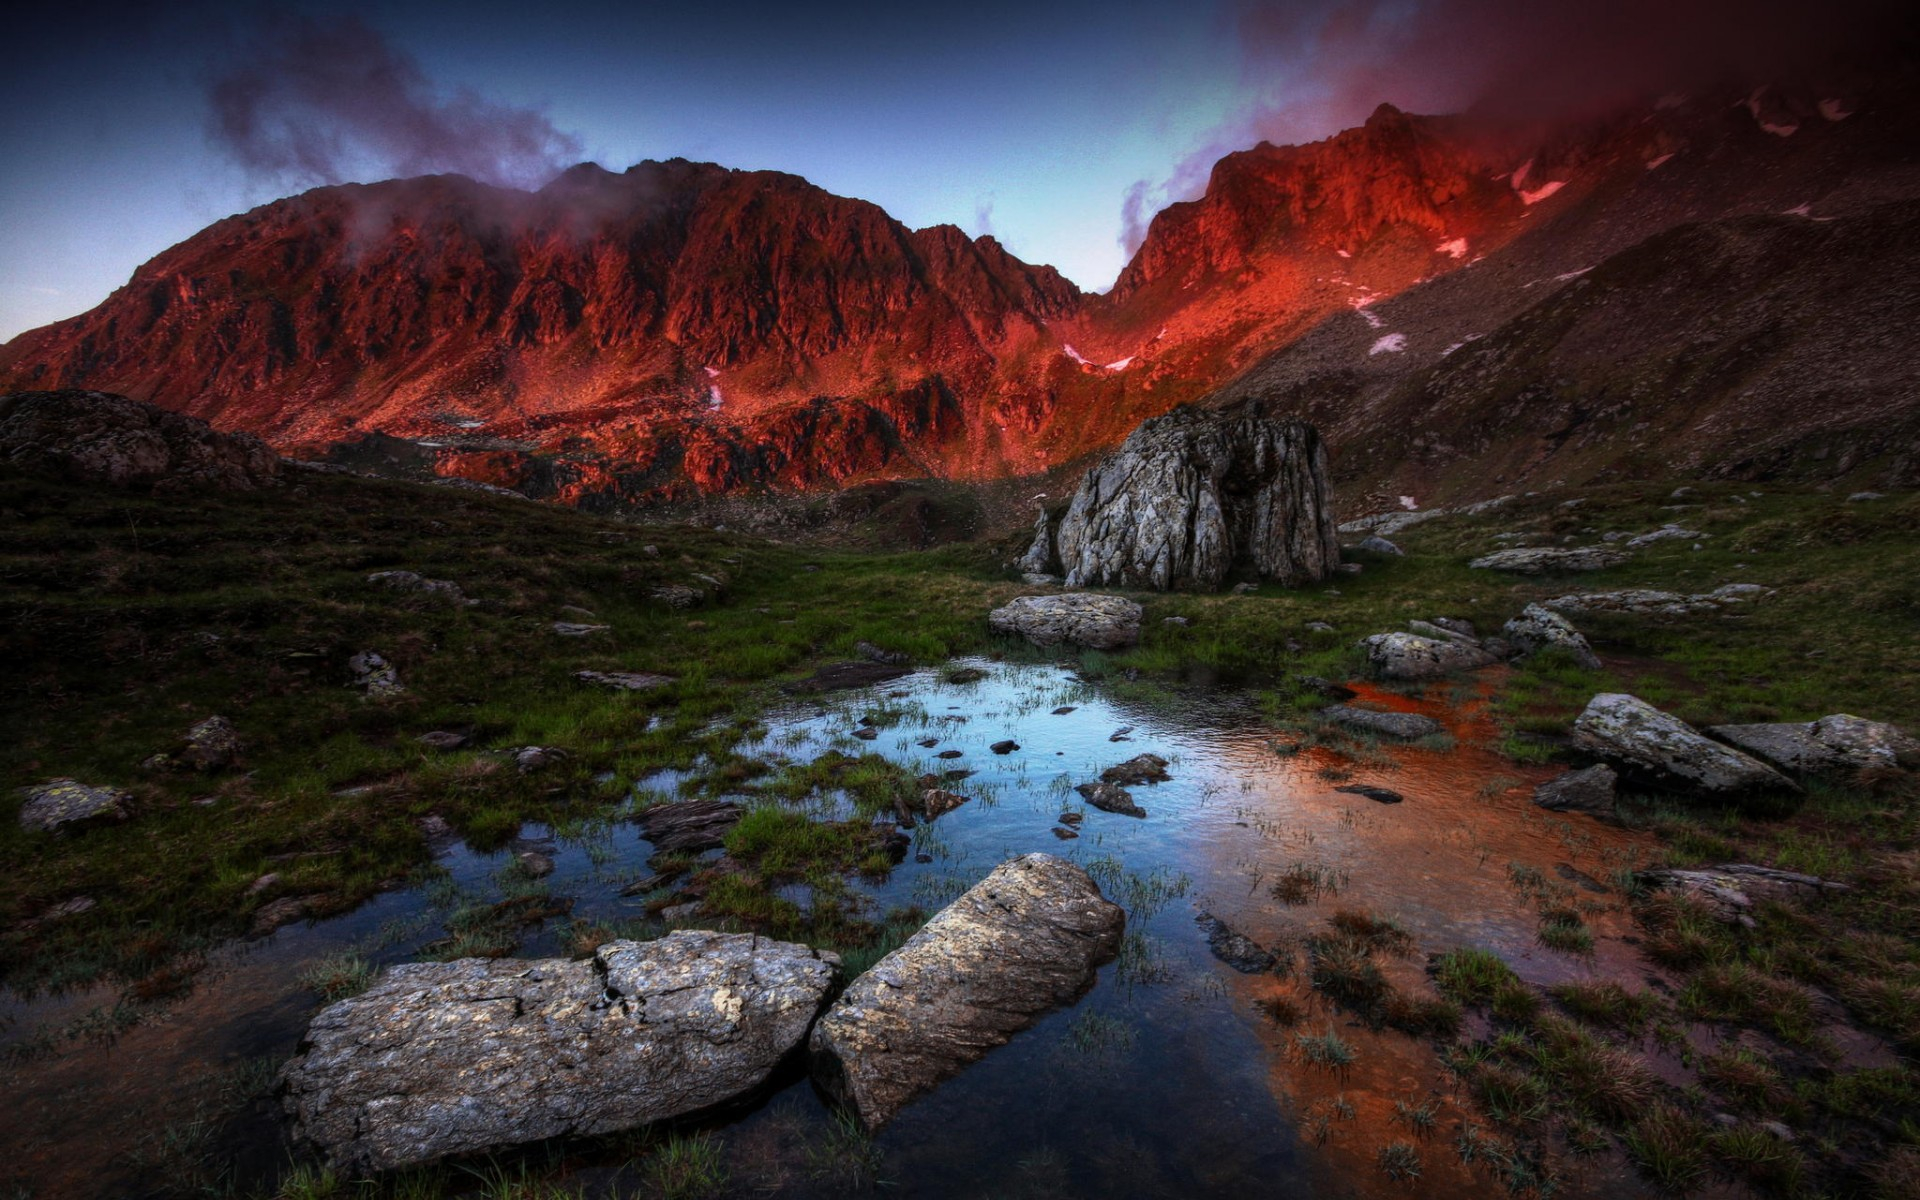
[1469,547,1628,574]
[1532,764,1617,817]
[1322,705,1442,740]
[1571,694,1798,799]
[18,779,131,832]
[988,593,1142,650]
[1502,604,1601,670]
[810,854,1124,1128]
[1361,632,1497,680]
[282,931,838,1171]
[1052,400,1337,591]
[1709,715,1920,777]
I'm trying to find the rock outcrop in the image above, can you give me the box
[1571,694,1799,800]
[1360,631,1498,680]
[1709,715,1920,778]
[282,931,838,1171]
[0,389,280,492]
[1640,864,1849,927]
[1469,547,1628,574]
[809,854,1124,1129]
[1050,400,1337,591]
[1502,604,1601,670]
[988,593,1142,649]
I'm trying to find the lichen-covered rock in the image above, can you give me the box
[1709,715,1920,777]
[282,931,837,1171]
[1361,632,1497,680]
[1542,584,1772,616]
[348,651,404,697]
[575,669,674,691]
[1532,764,1617,817]
[1502,604,1601,670]
[988,593,1142,650]
[0,389,280,492]
[180,716,241,771]
[809,854,1124,1128]
[366,571,469,604]
[1053,400,1337,591]
[1572,694,1798,799]
[1321,705,1442,740]
[1469,547,1628,573]
[18,779,131,832]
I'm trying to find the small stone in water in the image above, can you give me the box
[936,749,964,759]
[1334,784,1404,804]
[1051,706,1076,715]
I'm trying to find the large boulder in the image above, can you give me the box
[1571,694,1799,800]
[282,931,838,1171]
[0,389,279,492]
[810,854,1125,1128]
[1709,715,1920,778]
[1051,399,1337,591]
[1502,604,1601,670]
[988,593,1142,649]
[1361,632,1498,680]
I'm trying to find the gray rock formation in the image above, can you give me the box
[0,389,280,492]
[1709,715,1920,777]
[636,798,743,853]
[1016,508,1054,574]
[366,571,469,604]
[988,594,1142,649]
[1051,400,1337,591]
[1468,547,1628,573]
[1361,632,1498,680]
[18,779,131,832]
[1355,534,1404,556]
[348,651,403,697]
[1321,705,1442,740]
[1543,584,1772,616]
[1571,694,1799,799]
[809,854,1124,1128]
[1502,604,1601,670]
[1532,764,1617,817]
[575,670,675,691]
[282,932,838,1171]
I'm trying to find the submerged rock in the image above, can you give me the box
[18,779,131,832]
[809,854,1124,1129]
[1197,913,1279,973]
[1469,547,1628,574]
[1361,632,1497,680]
[988,593,1143,650]
[1709,715,1920,778]
[283,932,838,1170]
[1532,764,1618,818]
[1502,604,1601,670]
[1321,705,1442,740]
[636,798,743,853]
[1052,400,1338,591]
[1334,784,1404,804]
[1076,781,1146,817]
[1571,694,1798,799]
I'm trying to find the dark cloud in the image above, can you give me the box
[206,13,584,191]
[1119,0,1911,255]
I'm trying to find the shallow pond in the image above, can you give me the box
[1,657,1672,1198]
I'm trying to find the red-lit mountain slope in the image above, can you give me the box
[5,72,1917,502]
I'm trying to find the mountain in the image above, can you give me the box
[5,71,1919,504]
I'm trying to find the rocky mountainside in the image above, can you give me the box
[5,70,1918,504]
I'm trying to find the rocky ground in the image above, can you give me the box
[3,453,1919,1198]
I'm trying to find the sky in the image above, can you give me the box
[2,0,1904,342]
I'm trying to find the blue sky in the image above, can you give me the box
[0,0,1267,342]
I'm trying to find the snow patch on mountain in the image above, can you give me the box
[1437,237,1469,259]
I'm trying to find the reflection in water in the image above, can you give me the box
[1,659,1667,1198]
